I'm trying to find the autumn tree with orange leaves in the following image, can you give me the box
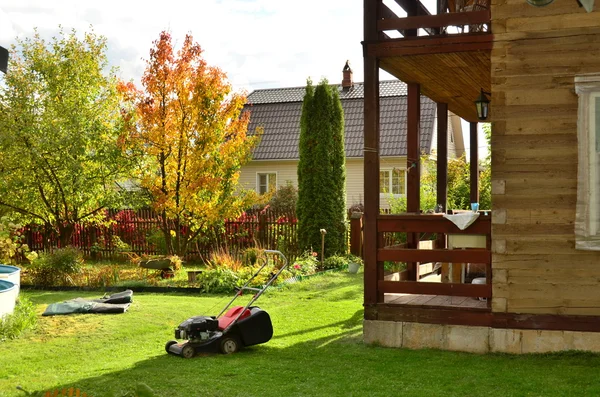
[131,32,260,256]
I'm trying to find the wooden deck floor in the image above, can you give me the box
[384,293,488,309]
[382,272,489,309]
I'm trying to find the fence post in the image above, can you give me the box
[350,212,363,258]
[90,227,98,260]
[258,213,267,246]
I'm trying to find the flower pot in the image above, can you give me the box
[348,262,360,274]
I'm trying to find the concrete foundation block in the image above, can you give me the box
[570,331,600,352]
[363,321,600,355]
[521,330,571,353]
[445,325,490,353]
[363,320,402,348]
[402,322,445,350]
[490,328,522,354]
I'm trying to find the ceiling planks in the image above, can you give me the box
[380,49,491,122]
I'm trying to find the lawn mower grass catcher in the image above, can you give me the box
[166,250,288,358]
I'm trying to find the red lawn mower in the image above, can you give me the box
[165,250,288,358]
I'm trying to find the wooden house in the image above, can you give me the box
[362,0,600,353]
[238,71,465,209]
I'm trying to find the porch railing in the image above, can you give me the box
[376,0,491,40]
[376,213,492,301]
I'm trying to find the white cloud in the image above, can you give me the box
[0,0,486,157]
[0,0,379,92]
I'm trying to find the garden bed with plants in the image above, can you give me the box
[19,246,363,294]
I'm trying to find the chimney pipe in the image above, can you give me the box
[342,60,353,91]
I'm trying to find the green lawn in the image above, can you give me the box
[2,273,600,396]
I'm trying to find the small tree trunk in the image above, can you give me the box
[160,210,173,255]
[58,222,75,248]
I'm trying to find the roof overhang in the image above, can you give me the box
[365,33,492,123]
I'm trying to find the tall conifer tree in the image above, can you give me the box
[297,79,346,257]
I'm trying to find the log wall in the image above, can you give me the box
[491,0,600,316]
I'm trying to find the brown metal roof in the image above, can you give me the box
[244,81,437,160]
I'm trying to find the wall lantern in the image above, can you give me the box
[475,88,491,121]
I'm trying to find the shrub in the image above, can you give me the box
[290,251,318,275]
[0,297,37,341]
[242,247,263,267]
[195,268,239,293]
[268,182,298,213]
[146,228,168,255]
[384,261,406,273]
[345,254,363,266]
[205,247,244,272]
[323,255,348,271]
[0,217,32,264]
[83,264,122,287]
[28,247,84,286]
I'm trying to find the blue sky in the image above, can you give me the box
[0,0,486,157]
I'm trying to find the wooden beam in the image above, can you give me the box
[437,103,448,213]
[378,247,491,264]
[493,313,600,333]
[379,280,492,298]
[470,122,479,204]
[394,0,432,17]
[378,2,406,37]
[377,10,490,32]
[370,305,600,332]
[367,33,494,57]
[373,304,492,326]
[392,0,436,35]
[377,214,491,234]
[363,0,380,307]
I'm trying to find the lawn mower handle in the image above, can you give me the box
[217,250,288,332]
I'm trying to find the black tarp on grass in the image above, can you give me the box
[42,290,133,316]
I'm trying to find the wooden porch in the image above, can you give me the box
[362,0,493,326]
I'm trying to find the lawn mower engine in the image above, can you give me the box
[175,315,219,342]
[166,306,274,358]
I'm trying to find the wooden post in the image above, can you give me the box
[470,122,479,205]
[436,103,448,213]
[258,213,267,245]
[350,212,364,258]
[90,227,98,260]
[363,0,381,307]
[436,0,447,34]
[406,82,421,281]
[436,102,448,251]
[405,0,418,37]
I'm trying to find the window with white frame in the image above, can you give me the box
[379,168,406,195]
[257,172,277,194]
[575,74,600,250]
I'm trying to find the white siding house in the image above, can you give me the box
[240,75,464,209]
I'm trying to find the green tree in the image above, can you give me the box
[297,79,347,257]
[130,32,260,256]
[479,123,492,210]
[268,181,298,213]
[0,28,135,246]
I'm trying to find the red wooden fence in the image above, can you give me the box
[23,208,298,261]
